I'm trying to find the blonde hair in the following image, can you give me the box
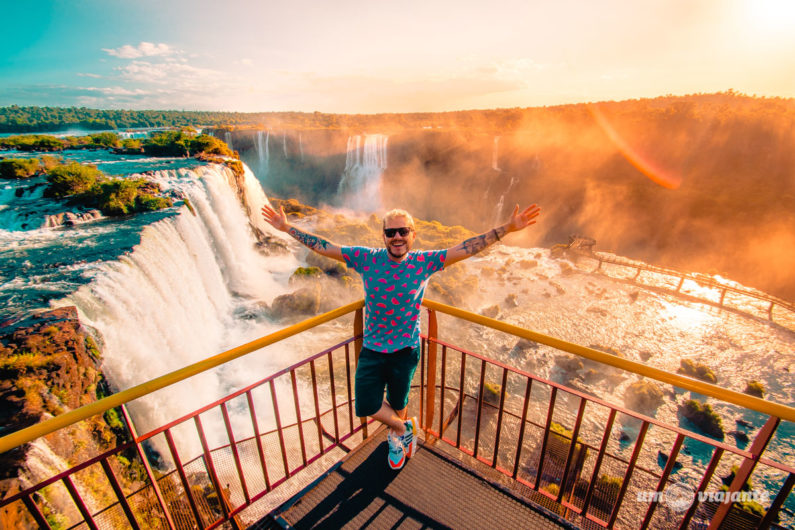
[383,209,415,229]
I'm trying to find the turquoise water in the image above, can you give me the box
[0,149,204,322]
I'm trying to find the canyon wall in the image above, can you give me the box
[221,95,795,300]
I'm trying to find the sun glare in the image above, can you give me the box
[746,0,795,33]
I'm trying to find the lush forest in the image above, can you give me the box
[4,92,792,134]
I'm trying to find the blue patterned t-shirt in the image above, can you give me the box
[341,247,447,353]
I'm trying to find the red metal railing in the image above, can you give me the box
[3,298,794,529]
[419,306,795,529]
[0,336,370,529]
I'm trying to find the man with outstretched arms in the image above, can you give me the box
[261,203,540,470]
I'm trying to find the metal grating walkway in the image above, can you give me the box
[258,430,577,529]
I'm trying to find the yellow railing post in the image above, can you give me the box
[424,309,438,432]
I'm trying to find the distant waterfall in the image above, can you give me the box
[61,163,298,457]
[256,130,270,165]
[337,134,388,212]
[283,132,288,158]
[492,136,501,171]
[494,175,518,225]
[299,132,304,162]
[224,131,233,151]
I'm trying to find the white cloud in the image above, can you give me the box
[77,73,102,78]
[116,60,221,85]
[102,42,176,59]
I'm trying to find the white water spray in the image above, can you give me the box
[336,134,389,212]
[256,130,269,165]
[494,175,518,225]
[492,136,501,172]
[282,132,288,158]
[58,164,301,457]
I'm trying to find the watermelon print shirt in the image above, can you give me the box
[341,247,447,353]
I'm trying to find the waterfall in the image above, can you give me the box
[492,136,501,171]
[299,132,304,161]
[494,175,518,225]
[336,134,389,212]
[59,163,300,458]
[256,130,266,164]
[224,131,233,151]
[282,132,288,158]
[256,129,270,168]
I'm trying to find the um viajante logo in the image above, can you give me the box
[636,484,770,514]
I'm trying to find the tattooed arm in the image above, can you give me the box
[445,203,540,267]
[261,204,344,261]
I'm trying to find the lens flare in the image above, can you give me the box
[589,103,683,190]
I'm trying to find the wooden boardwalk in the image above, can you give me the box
[256,430,576,529]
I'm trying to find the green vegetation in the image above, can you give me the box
[680,399,724,439]
[0,352,53,374]
[85,336,100,359]
[92,178,170,216]
[0,157,41,179]
[103,407,125,433]
[720,466,770,519]
[45,162,103,198]
[143,130,233,157]
[0,134,65,151]
[481,382,501,405]
[548,421,587,465]
[43,161,172,216]
[0,105,255,132]
[290,266,324,283]
[4,92,792,134]
[1,130,234,162]
[743,380,765,398]
[677,359,717,384]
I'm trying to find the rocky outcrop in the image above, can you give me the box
[623,380,665,415]
[45,209,102,228]
[0,307,121,526]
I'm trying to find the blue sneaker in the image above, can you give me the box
[400,417,418,458]
[387,431,406,470]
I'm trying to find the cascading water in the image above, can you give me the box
[336,134,388,212]
[493,175,518,225]
[492,136,501,172]
[225,131,233,151]
[53,163,312,457]
[256,130,270,166]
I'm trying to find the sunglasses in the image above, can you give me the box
[384,227,413,238]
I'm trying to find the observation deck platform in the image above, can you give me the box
[259,428,573,529]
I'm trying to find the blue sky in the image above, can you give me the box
[2,0,794,113]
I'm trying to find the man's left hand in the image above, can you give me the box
[506,204,541,233]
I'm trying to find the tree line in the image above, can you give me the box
[3,92,792,134]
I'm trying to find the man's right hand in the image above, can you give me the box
[261,204,290,232]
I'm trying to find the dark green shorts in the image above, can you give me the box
[355,345,421,417]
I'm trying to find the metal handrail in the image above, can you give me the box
[421,299,795,422]
[0,299,365,454]
[2,297,793,529]
[590,251,795,315]
[3,297,792,454]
